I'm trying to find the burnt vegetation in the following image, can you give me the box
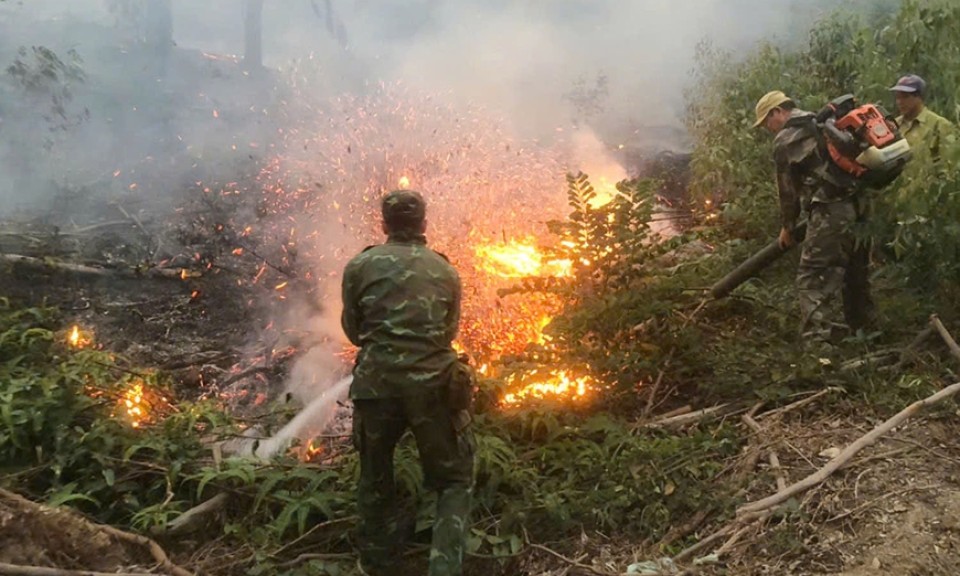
[4,1,960,575]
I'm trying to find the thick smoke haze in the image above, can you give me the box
[0,0,896,415]
[1,0,896,212]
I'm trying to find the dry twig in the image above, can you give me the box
[526,543,615,576]
[931,314,960,365]
[161,493,229,536]
[741,415,787,491]
[756,388,841,421]
[738,381,960,516]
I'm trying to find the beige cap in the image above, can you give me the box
[753,90,793,128]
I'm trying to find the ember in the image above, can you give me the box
[122,382,147,428]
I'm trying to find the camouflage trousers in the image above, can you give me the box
[797,199,874,341]
[352,388,475,576]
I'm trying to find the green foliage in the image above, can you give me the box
[466,410,739,551]
[0,301,356,553]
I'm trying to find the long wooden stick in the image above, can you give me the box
[737,381,960,516]
[931,314,960,364]
[0,563,156,576]
[646,404,730,429]
[0,254,192,280]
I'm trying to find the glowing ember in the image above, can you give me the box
[501,369,594,406]
[123,382,147,428]
[398,175,411,189]
[67,325,92,348]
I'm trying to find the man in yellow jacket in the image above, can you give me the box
[887,74,956,212]
[889,74,954,161]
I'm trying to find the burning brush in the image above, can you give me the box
[197,82,629,413]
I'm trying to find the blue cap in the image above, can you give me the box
[889,74,926,94]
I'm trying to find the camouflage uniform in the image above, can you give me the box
[342,190,474,576]
[774,109,873,340]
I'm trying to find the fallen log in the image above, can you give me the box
[0,489,193,576]
[737,380,960,516]
[0,254,196,281]
[0,564,157,576]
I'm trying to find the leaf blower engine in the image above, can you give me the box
[816,94,912,187]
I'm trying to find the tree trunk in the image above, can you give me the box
[243,0,265,71]
[144,0,173,74]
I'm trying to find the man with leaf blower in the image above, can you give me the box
[751,91,910,343]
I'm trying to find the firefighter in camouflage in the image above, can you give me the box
[342,189,474,576]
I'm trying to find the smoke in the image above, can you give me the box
[0,0,897,409]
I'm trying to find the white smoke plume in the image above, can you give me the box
[0,0,899,429]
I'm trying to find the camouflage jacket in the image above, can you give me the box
[774,109,853,229]
[341,232,461,399]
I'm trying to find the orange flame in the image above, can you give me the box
[474,238,571,279]
[501,369,594,406]
[398,175,411,189]
[67,325,91,348]
[587,176,620,209]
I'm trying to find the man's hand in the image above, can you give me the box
[778,227,795,250]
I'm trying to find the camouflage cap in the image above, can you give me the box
[381,189,426,225]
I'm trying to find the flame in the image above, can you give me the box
[587,176,620,209]
[67,325,91,348]
[535,316,553,344]
[398,175,411,189]
[501,369,594,406]
[474,238,572,279]
[296,438,325,461]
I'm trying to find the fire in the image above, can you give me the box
[206,82,624,405]
[501,369,594,406]
[67,325,91,348]
[296,438,325,461]
[587,176,620,209]
[474,238,572,279]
